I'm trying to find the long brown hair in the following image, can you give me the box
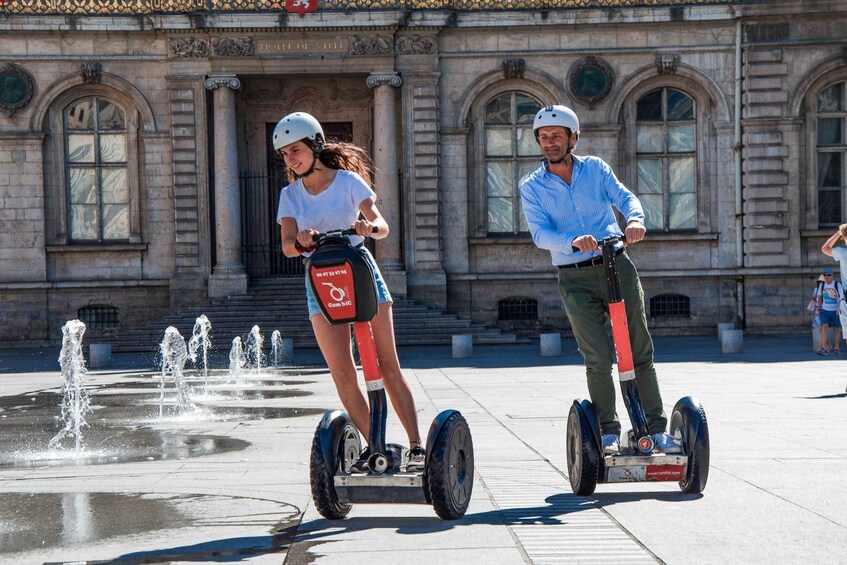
[285,139,374,186]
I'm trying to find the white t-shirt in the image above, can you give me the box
[276,169,375,250]
[815,280,843,312]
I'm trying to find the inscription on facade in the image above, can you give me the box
[257,39,348,54]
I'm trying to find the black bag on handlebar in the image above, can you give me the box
[305,236,378,324]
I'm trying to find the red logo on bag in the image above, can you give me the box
[285,0,317,14]
[311,264,356,321]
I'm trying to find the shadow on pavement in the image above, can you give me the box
[287,490,701,562]
[89,525,297,564]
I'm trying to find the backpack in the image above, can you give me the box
[815,279,843,307]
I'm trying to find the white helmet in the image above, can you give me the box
[533,105,580,141]
[272,112,325,152]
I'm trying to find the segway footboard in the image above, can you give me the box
[602,453,688,483]
[334,473,428,505]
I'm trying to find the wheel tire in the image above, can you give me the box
[566,403,600,496]
[309,421,360,519]
[669,397,710,494]
[426,412,474,520]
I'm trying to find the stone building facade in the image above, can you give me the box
[0,0,845,346]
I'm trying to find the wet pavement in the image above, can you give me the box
[0,333,845,564]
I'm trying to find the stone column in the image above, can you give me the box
[367,73,406,295]
[204,74,247,297]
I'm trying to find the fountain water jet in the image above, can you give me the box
[245,325,264,377]
[48,320,92,454]
[159,327,196,419]
[271,330,283,368]
[229,336,247,390]
[187,314,212,390]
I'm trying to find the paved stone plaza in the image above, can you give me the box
[1,334,845,564]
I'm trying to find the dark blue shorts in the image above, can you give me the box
[820,309,841,328]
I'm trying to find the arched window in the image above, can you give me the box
[635,87,697,231]
[64,96,130,241]
[483,92,543,234]
[817,81,846,226]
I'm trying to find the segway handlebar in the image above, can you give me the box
[571,234,627,253]
[311,226,379,242]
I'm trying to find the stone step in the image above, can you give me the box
[109,278,526,352]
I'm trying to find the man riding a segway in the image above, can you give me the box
[518,104,682,457]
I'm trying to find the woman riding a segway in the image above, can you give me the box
[274,111,425,473]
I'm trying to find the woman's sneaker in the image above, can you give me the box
[405,446,426,472]
[350,447,370,473]
[652,433,683,454]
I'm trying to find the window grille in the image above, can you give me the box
[649,294,690,318]
[78,305,119,330]
[498,297,538,321]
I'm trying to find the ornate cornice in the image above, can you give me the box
[204,75,242,90]
[366,74,402,89]
[1,0,732,14]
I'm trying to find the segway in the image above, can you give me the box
[566,236,709,495]
[305,227,474,520]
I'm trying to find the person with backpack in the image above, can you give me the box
[813,267,843,355]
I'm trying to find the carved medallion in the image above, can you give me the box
[0,63,35,116]
[568,56,614,106]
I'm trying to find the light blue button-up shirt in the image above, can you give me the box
[518,154,645,266]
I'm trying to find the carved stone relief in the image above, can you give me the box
[395,35,437,55]
[211,37,255,57]
[350,35,393,56]
[81,62,103,84]
[168,37,210,58]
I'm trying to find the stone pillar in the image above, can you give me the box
[204,74,247,298]
[367,73,406,296]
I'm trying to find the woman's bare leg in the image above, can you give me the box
[311,314,370,438]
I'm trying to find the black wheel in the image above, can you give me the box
[566,402,600,496]
[426,412,474,520]
[309,417,361,519]
[669,397,710,494]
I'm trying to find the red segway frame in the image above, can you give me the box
[600,236,653,454]
[305,227,389,470]
[305,227,475,518]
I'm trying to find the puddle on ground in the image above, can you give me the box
[0,388,324,468]
[0,492,299,561]
[99,378,315,390]
[0,426,251,468]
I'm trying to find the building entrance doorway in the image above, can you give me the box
[240,121,353,277]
